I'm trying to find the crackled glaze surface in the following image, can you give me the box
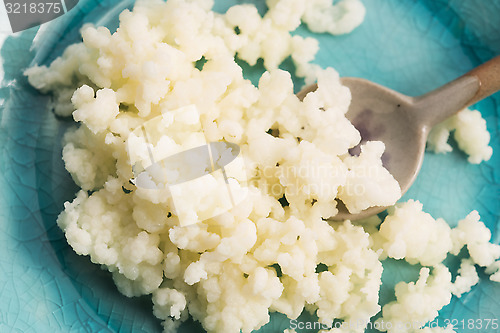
[0,0,499,332]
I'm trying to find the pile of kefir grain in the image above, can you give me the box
[26,0,498,332]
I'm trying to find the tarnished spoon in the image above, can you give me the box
[297,55,500,221]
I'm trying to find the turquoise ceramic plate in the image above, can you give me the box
[1,0,499,332]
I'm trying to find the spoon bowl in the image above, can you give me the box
[298,55,500,221]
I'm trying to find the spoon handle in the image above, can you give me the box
[414,55,500,128]
[465,55,500,106]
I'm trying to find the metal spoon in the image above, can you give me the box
[297,55,500,221]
